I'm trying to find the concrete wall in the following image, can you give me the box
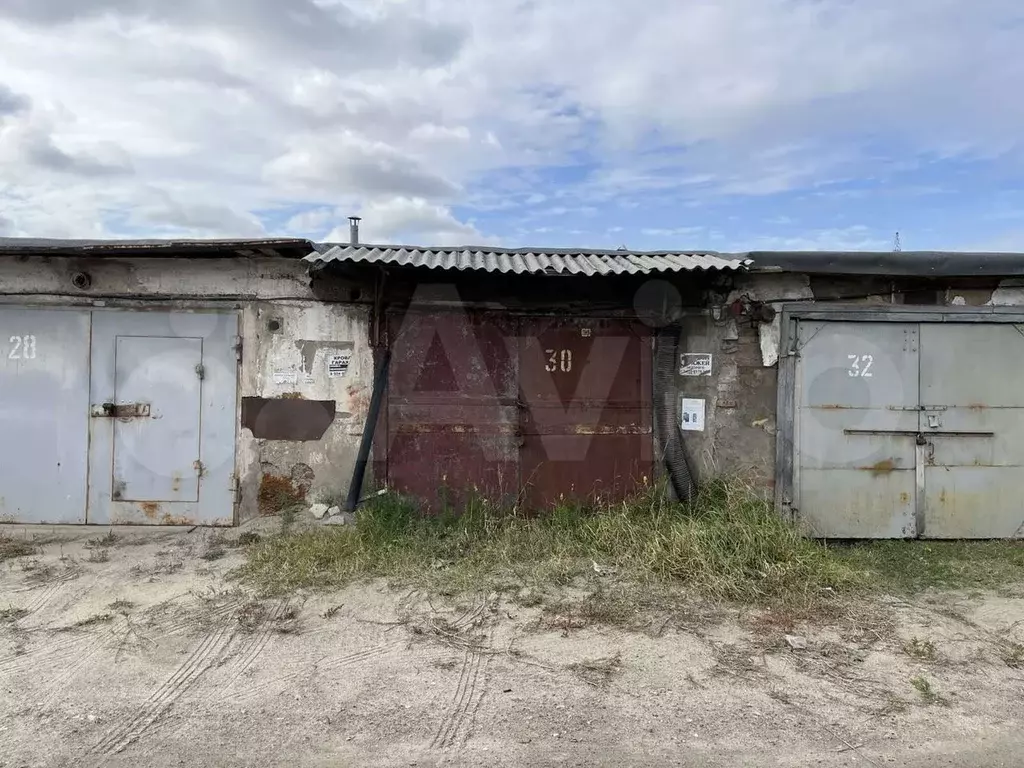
[0,255,372,524]
[681,272,1024,495]
[238,301,372,520]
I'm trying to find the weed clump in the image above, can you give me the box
[237,480,861,606]
[0,535,37,562]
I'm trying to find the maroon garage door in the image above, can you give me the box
[518,316,653,508]
[384,311,652,511]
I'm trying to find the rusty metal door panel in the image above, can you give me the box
[386,310,518,510]
[924,468,1024,538]
[798,469,916,538]
[799,411,919,468]
[88,311,238,526]
[519,317,653,508]
[112,336,203,503]
[520,434,653,507]
[0,308,91,524]
[795,321,919,538]
[919,324,1024,538]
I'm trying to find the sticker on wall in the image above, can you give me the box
[680,397,706,432]
[273,369,298,385]
[679,353,713,376]
[327,351,352,378]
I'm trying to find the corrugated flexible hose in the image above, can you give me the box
[654,325,697,502]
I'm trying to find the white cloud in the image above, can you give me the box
[129,188,265,237]
[324,197,490,247]
[641,227,705,238]
[409,123,471,143]
[265,130,459,199]
[738,226,892,252]
[286,206,337,235]
[0,1,1020,242]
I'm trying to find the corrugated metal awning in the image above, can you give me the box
[306,244,749,275]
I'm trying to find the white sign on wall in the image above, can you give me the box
[680,397,706,432]
[273,369,298,385]
[680,353,713,376]
[327,351,352,378]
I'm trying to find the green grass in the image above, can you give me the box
[237,480,860,605]
[909,675,949,706]
[834,539,1024,592]
[236,480,1024,610]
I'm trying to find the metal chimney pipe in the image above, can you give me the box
[348,216,361,246]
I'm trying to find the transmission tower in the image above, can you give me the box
[893,231,901,252]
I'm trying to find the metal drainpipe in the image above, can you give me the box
[344,347,391,513]
[344,266,389,513]
[653,324,697,502]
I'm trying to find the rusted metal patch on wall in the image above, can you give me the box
[242,397,336,441]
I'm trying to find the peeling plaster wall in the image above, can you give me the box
[686,273,1024,495]
[984,278,1024,306]
[0,255,371,525]
[238,302,372,520]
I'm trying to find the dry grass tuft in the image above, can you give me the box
[64,612,115,630]
[903,637,938,662]
[0,534,38,562]
[236,600,266,632]
[85,531,119,549]
[1001,642,1024,669]
[1,606,29,623]
[568,653,623,686]
[201,547,227,561]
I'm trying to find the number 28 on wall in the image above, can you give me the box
[9,335,37,359]
[545,348,573,373]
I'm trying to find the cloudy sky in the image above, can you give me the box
[1,0,1022,251]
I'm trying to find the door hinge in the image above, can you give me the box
[233,335,243,363]
[195,363,206,380]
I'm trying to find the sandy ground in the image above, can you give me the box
[2,525,1024,768]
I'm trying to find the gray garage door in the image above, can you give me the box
[795,320,1024,539]
[0,307,238,525]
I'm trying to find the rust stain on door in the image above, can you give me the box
[861,458,899,477]
[518,317,653,509]
[386,310,518,513]
[385,312,653,513]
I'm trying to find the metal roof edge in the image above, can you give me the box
[0,237,315,257]
[741,250,1024,277]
